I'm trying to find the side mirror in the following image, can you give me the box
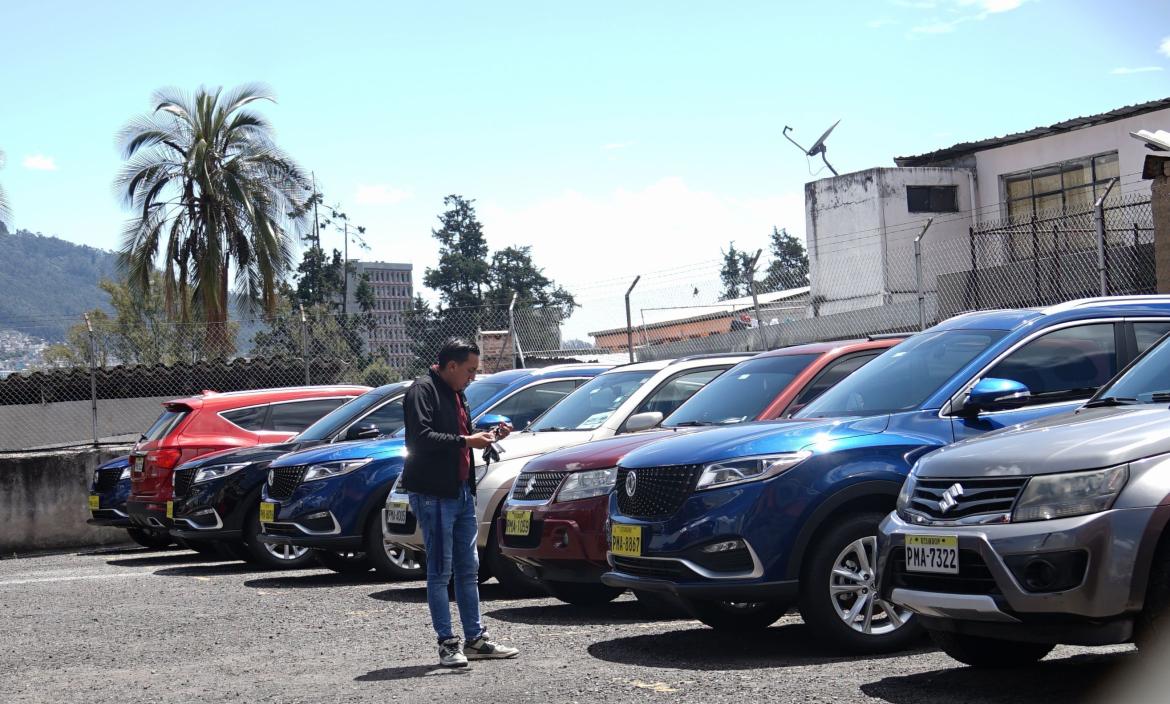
[347,423,382,440]
[625,411,664,433]
[475,414,512,432]
[960,378,1031,416]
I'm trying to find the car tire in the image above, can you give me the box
[126,527,173,549]
[366,509,426,580]
[1136,536,1170,649]
[681,598,791,631]
[545,580,624,606]
[633,590,688,618]
[313,549,374,574]
[240,507,317,570]
[798,512,920,654]
[929,629,1054,668]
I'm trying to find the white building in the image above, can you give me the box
[346,260,414,368]
[805,97,1170,317]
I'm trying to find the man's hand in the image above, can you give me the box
[494,422,512,440]
[463,432,497,450]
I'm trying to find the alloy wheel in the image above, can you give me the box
[383,542,421,571]
[263,542,310,562]
[828,536,912,636]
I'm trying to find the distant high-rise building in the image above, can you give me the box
[346,261,414,369]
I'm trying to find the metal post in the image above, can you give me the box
[914,218,934,330]
[1031,215,1040,304]
[624,276,641,363]
[300,304,310,385]
[84,314,98,446]
[748,249,765,350]
[342,221,349,316]
[968,226,979,309]
[508,292,526,369]
[1094,177,1119,296]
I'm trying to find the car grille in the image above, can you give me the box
[95,468,122,492]
[907,477,1029,521]
[511,471,568,502]
[615,465,700,519]
[890,547,1000,595]
[268,466,307,500]
[172,467,196,499]
[611,556,697,581]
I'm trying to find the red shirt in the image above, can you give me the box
[456,393,471,482]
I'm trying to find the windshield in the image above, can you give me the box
[663,354,819,427]
[795,330,1007,418]
[294,390,391,442]
[1095,334,1170,402]
[465,380,507,413]
[141,409,187,443]
[529,370,655,432]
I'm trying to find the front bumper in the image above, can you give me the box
[87,509,132,528]
[878,508,1158,645]
[170,466,267,541]
[496,494,610,582]
[258,464,398,550]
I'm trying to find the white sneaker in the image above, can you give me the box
[438,638,468,668]
[463,632,519,660]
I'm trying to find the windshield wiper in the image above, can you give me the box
[1083,396,1141,408]
[536,426,574,432]
[669,420,715,427]
[1150,391,1170,403]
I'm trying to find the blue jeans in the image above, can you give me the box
[409,485,483,643]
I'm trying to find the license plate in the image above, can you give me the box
[88,495,100,511]
[385,501,409,525]
[165,501,174,519]
[611,525,642,557]
[259,501,276,523]
[505,510,532,536]
[905,534,959,574]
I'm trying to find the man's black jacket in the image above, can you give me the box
[400,368,475,499]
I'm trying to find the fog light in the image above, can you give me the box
[306,512,330,520]
[701,539,746,553]
[553,528,569,548]
[1004,550,1088,593]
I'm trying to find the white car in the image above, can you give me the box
[385,354,751,592]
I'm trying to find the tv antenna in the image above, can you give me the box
[783,120,841,176]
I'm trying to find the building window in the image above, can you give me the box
[906,186,958,213]
[1002,152,1119,221]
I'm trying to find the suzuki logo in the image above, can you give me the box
[268,469,275,486]
[937,483,965,514]
[625,471,637,497]
[524,475,537,497]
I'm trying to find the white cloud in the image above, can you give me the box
[1160,36,1170,58]
[354,184,413,205]
[22,154,57,171]
[972,0,1022,12]
[905,0,1028,35]
[1111,66,1165,75]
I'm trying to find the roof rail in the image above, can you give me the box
[1043,295,1170,313]
[669,351,756,365]
[865,332,915,341]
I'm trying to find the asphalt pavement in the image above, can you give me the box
[0,546,1144,704]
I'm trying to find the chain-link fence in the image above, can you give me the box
[0,192,1159,451]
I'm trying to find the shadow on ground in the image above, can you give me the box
[153,562,275,578]
[356,665,473,681]
[486,598,684,626]
[105,552,226,568]
[368,582,547,605]
[244,572,394,589]
[587,621,932,671]
[860,651,1136,704]
[77,546,165,558]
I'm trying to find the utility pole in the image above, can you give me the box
[748,249,764,350]
[624,276,641,363]
[914,218,935,331]
[342,220,349,316]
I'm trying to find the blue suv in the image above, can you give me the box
[87,455,174,548]
[601,297,1170,653]
[259,364,608,576]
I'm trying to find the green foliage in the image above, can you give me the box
[359,357,399,387]
[423,195,491,310]
[719,242,756,300]
[761,227,809,292]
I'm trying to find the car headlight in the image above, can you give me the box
[695,452,811,491]
[1013,465,1128,522]
[193,463,249,484]
[475,465,489,484]
[119,468,131,480]
[896,472,918,516]
[302,458,373,482]
[556,467,617,503]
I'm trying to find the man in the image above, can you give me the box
[400,338,520,668]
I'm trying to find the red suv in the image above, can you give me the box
[125,385,369,538]
[497,338,901,606]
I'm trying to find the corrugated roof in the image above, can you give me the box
[894,97,1170,167]
[589,287,809,336]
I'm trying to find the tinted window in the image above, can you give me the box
[797,330,1007,418]
[1135,322,1170,354]
[1099,335,1170,402]
[788,353,881,415]
[220,405,267,431]
[295,391,389,442]
[487,380,578,430]
[465,381,508,413]
[985,324,1117,406]
[664,355,818,427]
[143,409,188,441]
[354,397,406,436]
[530,370,655,432]
[631,368,724,421]
[268,398,350,433]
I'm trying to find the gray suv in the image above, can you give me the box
[878,333,1170,667]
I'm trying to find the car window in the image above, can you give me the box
[985,323,1117,407]
[1135,322,1170,354]
[267,398,350,433]
[294,390,389,442]
[631,368,724,421]
[464,381,508,413]
[663,356,820,427]
[486,380,578,430]
[220,405,267,431]
[529,370,656,432]
[143,409,189,440]
[354,397,406,436]
[788,352,882,416]
[1099,333,1170,402]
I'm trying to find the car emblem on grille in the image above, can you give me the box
[524,475,537,497]
[937,483,965,514]
[625,471,637,497]
[268,469,275,486]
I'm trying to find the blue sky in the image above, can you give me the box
[1,0,1168,336]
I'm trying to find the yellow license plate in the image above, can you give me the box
[611,525,642,557]
[905,534,959,574]
[88,495,100,511]
[259,501,276,523]
[165,501,174,519]
[505,510,532,536]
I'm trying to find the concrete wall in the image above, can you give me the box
[0,446,135,554]
[0,395,172,451]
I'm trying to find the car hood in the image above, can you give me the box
[620,415,891,468]
[521,429,693,474]
[179,441,307,469]
[269,437,406,467]
[98,455,131,470]
[916,405,1170,479]
[480,430,598,467]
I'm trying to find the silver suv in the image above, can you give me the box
[878,332,1170,667]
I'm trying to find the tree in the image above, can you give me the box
[115,84,311,355]
[761,227,809,292]
[0,148,10,228]
[423,195,491,310]
[719,242,756,300]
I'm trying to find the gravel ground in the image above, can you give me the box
[0,546,1144,704]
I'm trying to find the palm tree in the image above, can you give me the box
[116,84,311,352]
[0,148,11,229]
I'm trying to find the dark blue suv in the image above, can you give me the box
[88,455,175,548]
[602,298,1170,653]
[259,364,609,576]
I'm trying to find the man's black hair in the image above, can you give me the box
[437,338,480,367]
